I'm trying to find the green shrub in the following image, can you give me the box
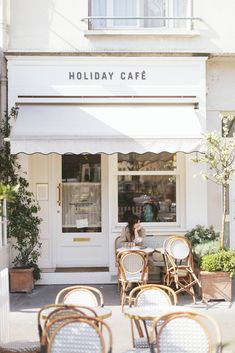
[201,250,235,273]
[185,225,219,246]
[193,239,220,266]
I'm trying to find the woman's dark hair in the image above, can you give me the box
[127,214,140,241]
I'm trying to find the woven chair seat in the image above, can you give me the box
[134,337,149,348]
[0,341,40,353]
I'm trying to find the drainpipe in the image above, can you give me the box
[0,0,9,146]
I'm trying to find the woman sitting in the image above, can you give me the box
[120,214,146,246]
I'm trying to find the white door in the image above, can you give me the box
[56,154,109,267]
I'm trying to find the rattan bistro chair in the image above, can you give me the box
[163,236,201,302]
[127,285,177,349]
[118,250,149,310]
[149,311,222,353]
[45,316,112,353]
[38,303,98,350]
[55,285,104,307]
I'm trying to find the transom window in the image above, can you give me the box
[89,0,192,29]
[117,152,178,223]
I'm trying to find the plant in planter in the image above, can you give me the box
[185,224,220,267]
[0,107,42,291]
[192,114,235,300]
[199,250,235,301]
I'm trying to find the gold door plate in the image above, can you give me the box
[73,237,91,242]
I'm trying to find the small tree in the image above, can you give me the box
[192,114,235,249]
[0,107,42,280]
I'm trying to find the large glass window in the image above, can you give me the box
[62,154,101,233]
[90,0,190,29]
[118,152,177,223]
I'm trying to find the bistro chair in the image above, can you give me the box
[163,236,201,303]
[149,311,222,353]
[55,285,104,307]
[115,235,123,292]
[127,284,177,349]
[38,303,97,345]
[45,315,112,353]
[118,250,149,310]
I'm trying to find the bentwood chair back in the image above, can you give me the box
[163,236,201,302]
[127,284,177,348]
[44,305,97,340]
[46,316,112,353]
[118,250,148,310]
[55,285,104,307]
[150,311,222,353]
[38,304,97,348]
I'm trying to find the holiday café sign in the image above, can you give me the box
[68,70,147,81]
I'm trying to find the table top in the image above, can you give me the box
[42,305,112,320]
[116,246,154,255]
[124,305,195,321]
[155,247,164,254]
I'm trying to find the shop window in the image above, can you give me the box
[118,152,177,223]
[89,0,191,29]
[62,154,101,233]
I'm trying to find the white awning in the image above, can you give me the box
[10,104,203,154]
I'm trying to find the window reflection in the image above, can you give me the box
[118,175,176,223]
[118,152,176,171]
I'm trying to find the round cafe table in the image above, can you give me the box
[124,304,196,321]
[116,246,154,255]
[41,305,112,320]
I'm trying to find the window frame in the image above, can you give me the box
[88,0,194,30]
[110,153,185,229]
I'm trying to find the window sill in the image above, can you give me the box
[84,28,200,37]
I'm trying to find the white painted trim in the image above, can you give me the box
[16,97,199,104]
[84,29,200,37]
[38,271,114,285]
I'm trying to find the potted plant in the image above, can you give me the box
[0,107,42,292]
[185,224,220,269]
[199,250,235,301]
[192,114,235,301]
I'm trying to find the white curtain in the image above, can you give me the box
[144,0,165,28]
[91,0,107,29]
[113,0,137,27]
[173,0,189,28]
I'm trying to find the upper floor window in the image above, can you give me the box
[89,0,192,30]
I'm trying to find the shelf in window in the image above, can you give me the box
[84,28,200,37]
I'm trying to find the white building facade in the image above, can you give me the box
[1,0,235,285]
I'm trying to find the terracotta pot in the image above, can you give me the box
[9,267,34,293]
[199,270,232,302]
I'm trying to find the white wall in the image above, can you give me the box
[0,251,10,342]
[206,58,235,237]
[8,0,235,53]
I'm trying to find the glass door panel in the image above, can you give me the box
[62,154,101,233]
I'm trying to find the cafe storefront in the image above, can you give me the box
[7,56,207,284]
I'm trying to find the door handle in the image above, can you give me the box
[57,183,61,206]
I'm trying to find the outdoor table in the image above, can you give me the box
[124,304,195,321]
[41,305,112,320]
[116,246,154,255]
[124,304,196,347]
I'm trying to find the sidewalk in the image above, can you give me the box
[9,284,235,353]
